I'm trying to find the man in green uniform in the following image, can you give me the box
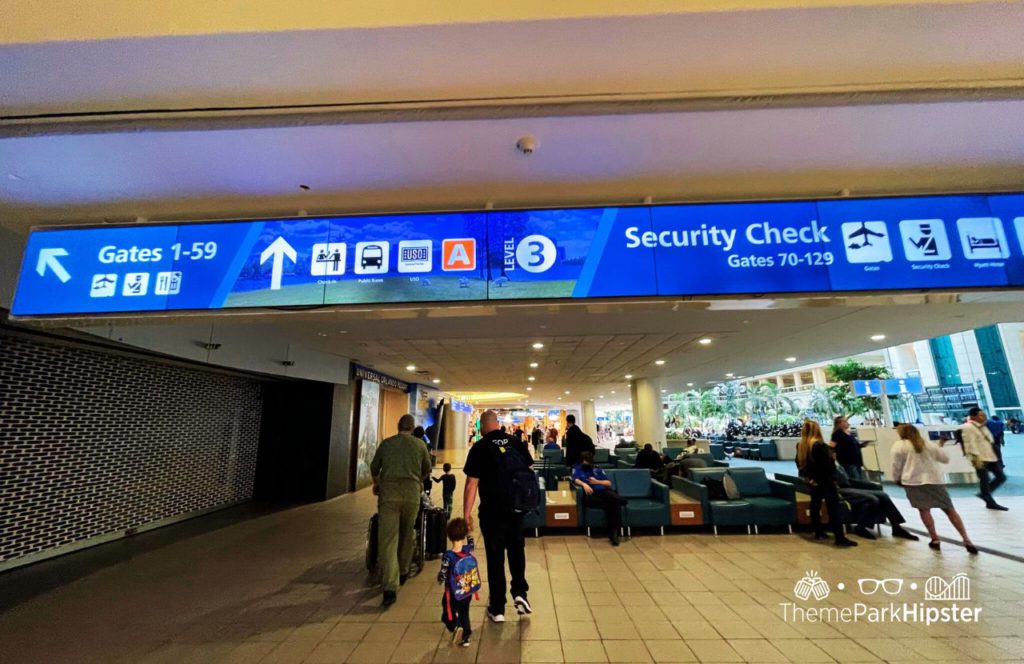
[371,413,433,607]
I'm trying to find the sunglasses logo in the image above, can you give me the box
[858,578,904,596]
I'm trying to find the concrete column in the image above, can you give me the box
[775,375,785,388]
[444,410,469,450]
[792,372,803,388]
[630,378,667,449]
[810,368,825,387]
[581,400,598,441]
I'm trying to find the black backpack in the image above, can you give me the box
[493,442,541,514]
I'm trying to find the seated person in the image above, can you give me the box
[572,451,628,546]
[615,438,638,449]
[675,442,701,459]
[834,466,919,541]
[634,443,664,471]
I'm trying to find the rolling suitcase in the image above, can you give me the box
[422,506,448,560]
[365,513,379,572]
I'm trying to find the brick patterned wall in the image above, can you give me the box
[0,331,263,568]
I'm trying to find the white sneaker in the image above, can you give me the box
[513,595,533,615]
[486,609,505,623]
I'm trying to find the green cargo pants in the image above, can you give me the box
[377,488,420,593]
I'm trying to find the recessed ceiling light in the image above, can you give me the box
[698,338,712,345]
[661,389,666,393]
[726,373,734,378]
[432,378,441,384]
[687,382,694,387]
[527,387,533,391]
[599,395,605,398]
[405,364,416,371]
[529,362,539,368]
[317,332,327,337]
[871,334,886,341]
[655,359,665,365]
[625,374,633,379]
[611,390,616,394]
[785,357,797,362]
[337,330,348,334]
[528,376,536,381]
[564,390,571,395]
[532,342,544,349]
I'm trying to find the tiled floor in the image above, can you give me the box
[1,449,1022,663]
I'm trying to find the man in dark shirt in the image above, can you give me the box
[634,443,664,471]
[463,410,533,622]
[563,414,595,467]
[829,416,869,480]
[573,451,628,545]
[833,466,919,541]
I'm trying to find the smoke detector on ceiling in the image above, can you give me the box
[516,136,539,155]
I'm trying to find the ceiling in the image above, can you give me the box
[6,1,1024,410]
[75,291,1024,410]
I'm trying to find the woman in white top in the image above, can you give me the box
[890,424,977,554]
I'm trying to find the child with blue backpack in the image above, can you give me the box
[437,517,480,647]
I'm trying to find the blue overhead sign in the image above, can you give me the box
[852,380,883,396]
[12,193,1024,317]
[852,377,924,396]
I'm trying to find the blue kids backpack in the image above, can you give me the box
[447,550,482,602]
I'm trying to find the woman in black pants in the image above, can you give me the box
[796,419,857,548]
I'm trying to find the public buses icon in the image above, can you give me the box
[354,242,389,275]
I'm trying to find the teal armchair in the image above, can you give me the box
[682,468,752,535]
[521,477,546,537]
[614,469,670,536]
[727,467,796,532]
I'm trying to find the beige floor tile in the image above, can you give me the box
[560,621,600,641]
[671,621,719,639]
[821,638,880,663]
[595,620,641,640]
[478,638,523,663]
[261,638,323,664]
[685,639,743,663]
[522,640,565,662]
[325,622,374,641]
[389,640,441,663]
[604,639,653,663]
[644,639,698,662]
[726,639,787,662]
[522,621,562,640]
[563,639,609,662]
[362,622,409,642]
[347,640,399,663]
[770,639,835,662]
[302,640,359,664]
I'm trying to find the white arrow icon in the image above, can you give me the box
[36,248,71,283]
[259,236,296,291]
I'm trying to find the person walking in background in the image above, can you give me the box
[371,414,434,608]
[891,423,978,554]
[961,408,1009,511]
[433,462,457,518]
[563,414,595,467]
[796,419,857,548]
[986,414,1006,469]
[463,410,534,622]
[531,426,544,456]
[829,415,869,480]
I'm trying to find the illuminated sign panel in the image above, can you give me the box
[12,194,1024,317]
